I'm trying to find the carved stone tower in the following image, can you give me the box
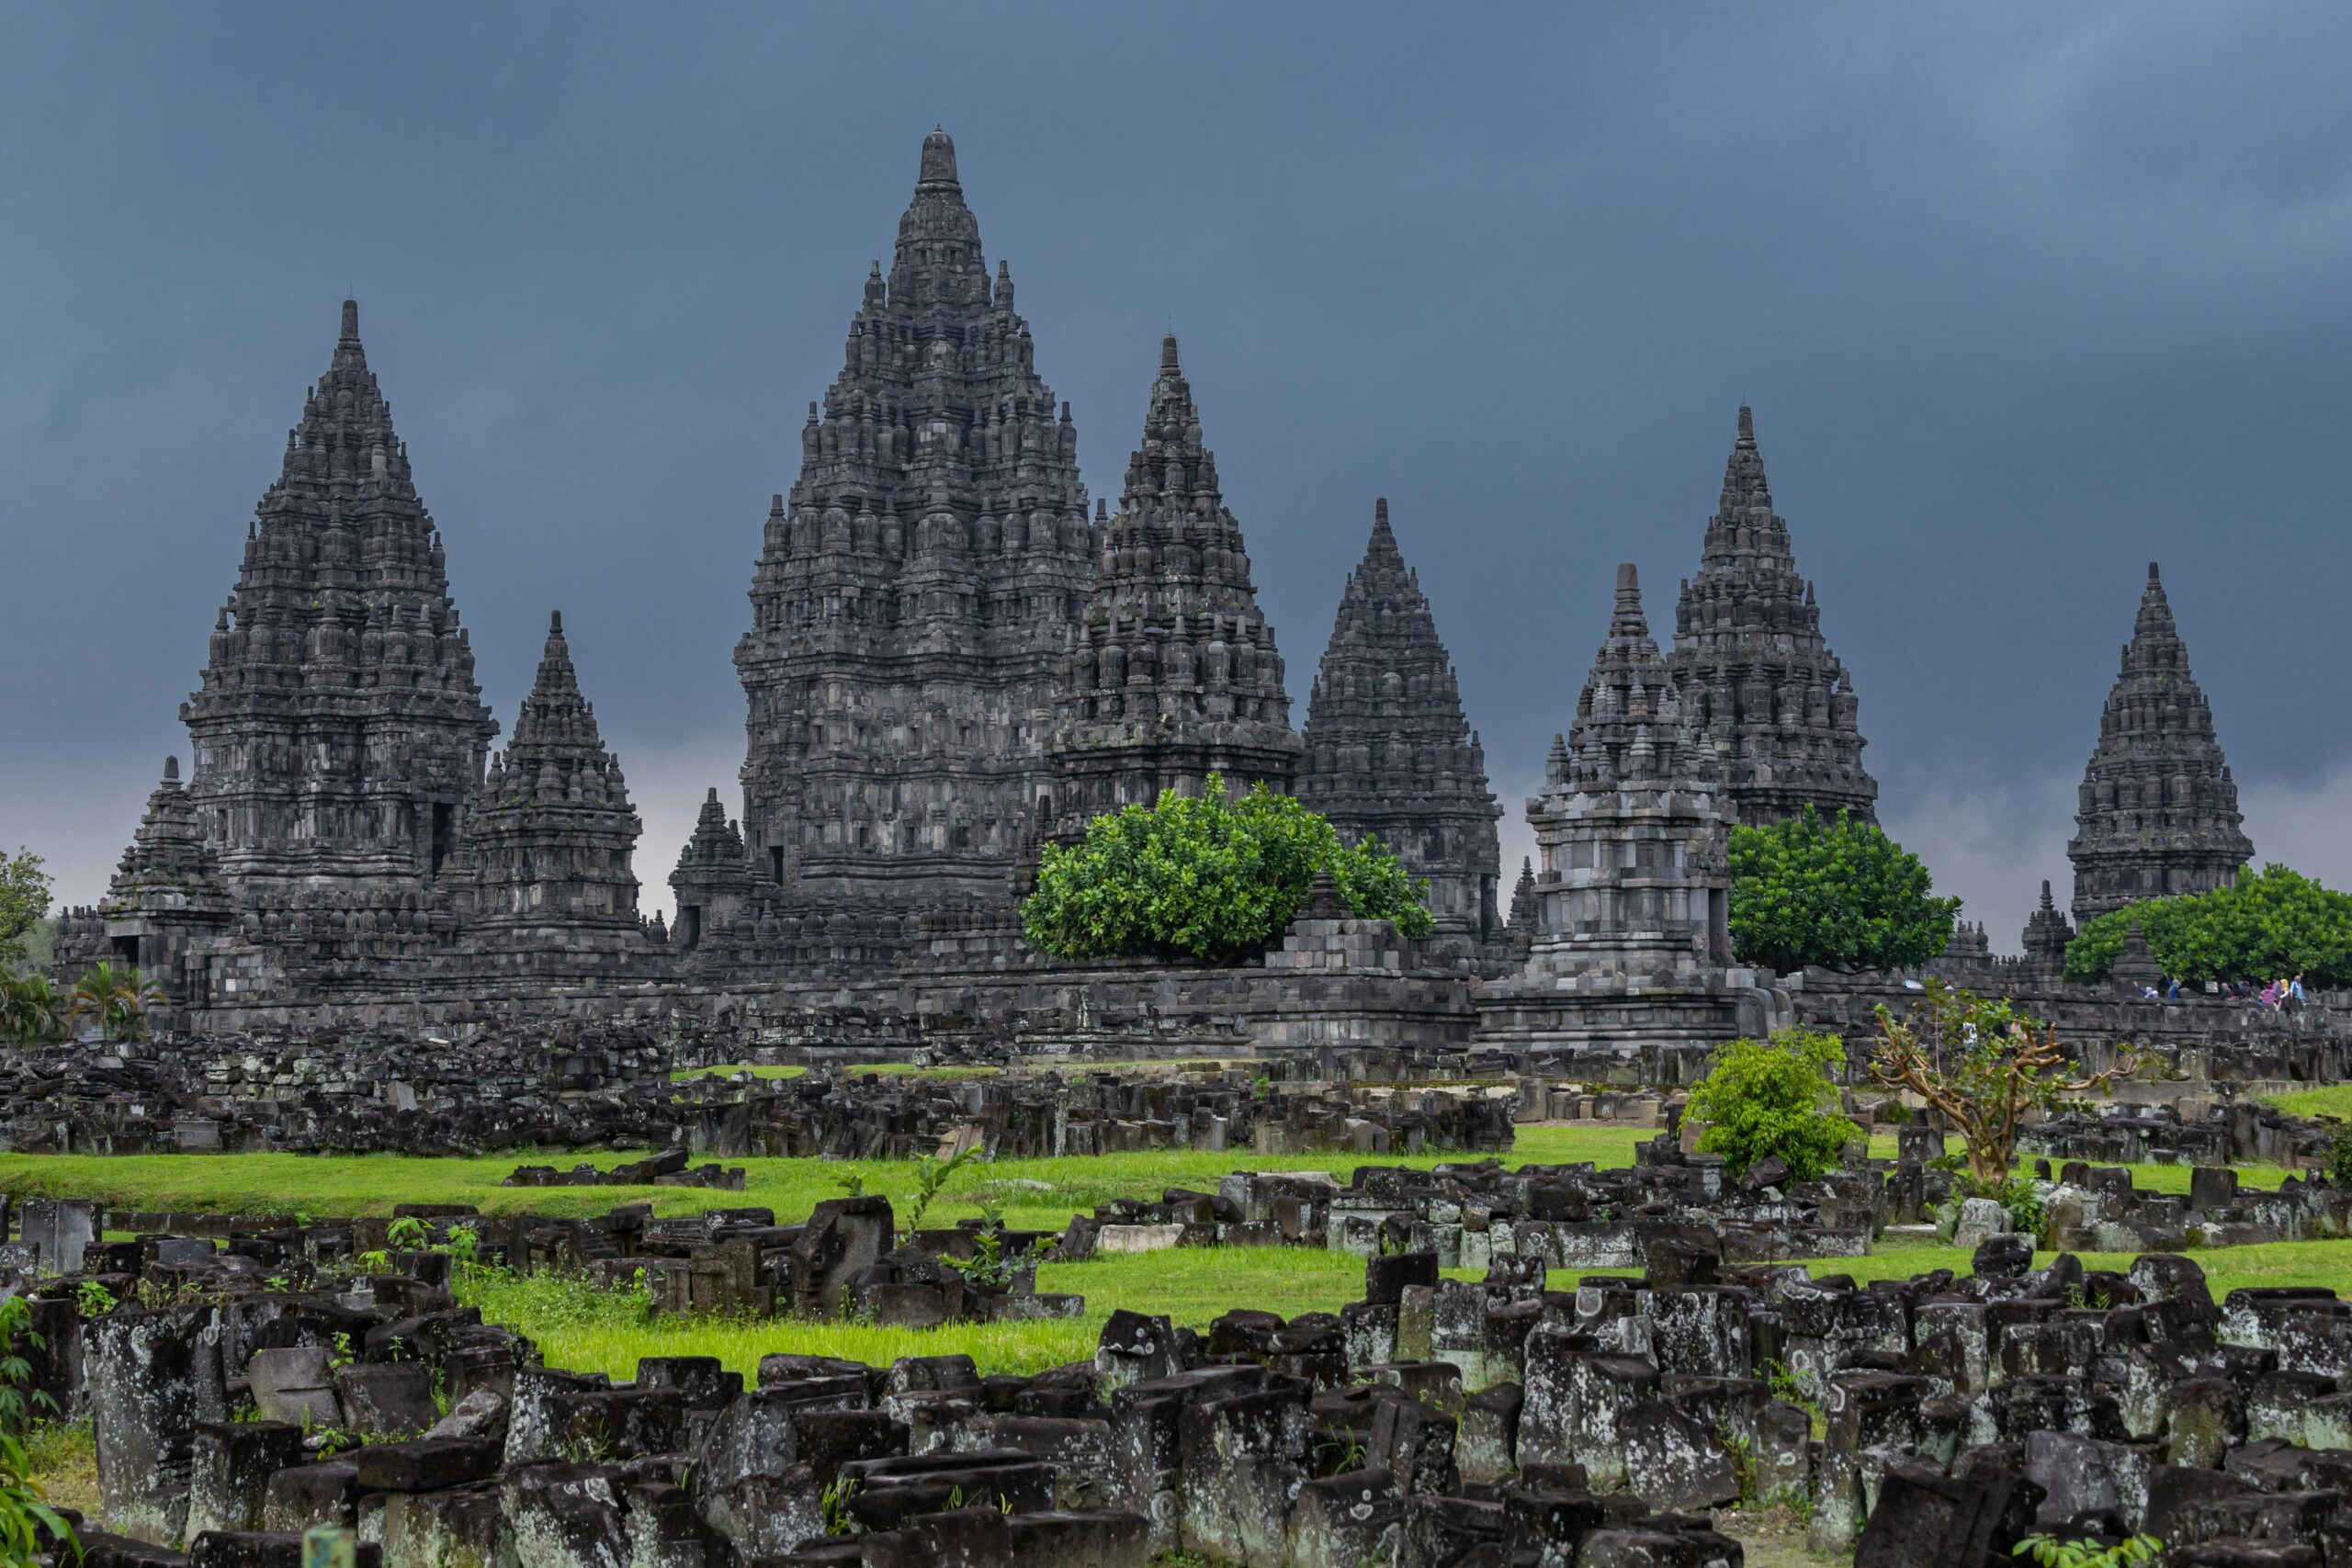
[734,129,1097,913]
[1668,406,1876,826]
[181,299,498,911]
[93,757,236,1001]
[669,788,754,952]
[1298,499,1502,953]
[1476,566,1758,1071]
[1044,336,1300,838]
[2066,562,2253,925]
[453,613,646,962]
[2021,879,2075,979]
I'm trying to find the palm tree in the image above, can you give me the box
[0,976,64,1045]
[67,963,128,1039]
[119,972,166,1040]
[68,963,156,1042]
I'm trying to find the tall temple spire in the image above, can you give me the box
[733,128,1096,916]
[1667,404,1877,826]
[2065,561,2251,926]
[1299,498,1502,955]
[455,612,644,948]
[1044,336,1299,841]
[180,298,496,907]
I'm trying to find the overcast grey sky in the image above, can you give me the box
[6,3,2349,939]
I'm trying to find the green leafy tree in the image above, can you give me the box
[2066,863,2352,986]
[1683,1028,1861,1182]
[1023,778,1434,963]
[0,851,51,976]
[1871,980,2143,1185]
[1728,807,1960,975]
[0,976,66,1047]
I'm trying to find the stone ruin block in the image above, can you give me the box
[788,1196,893,1319]
[185,1420,306,1540]
[21,1195,98,1274]
[329,1361,437,1438]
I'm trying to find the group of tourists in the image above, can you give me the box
[2139,973,2310,1010]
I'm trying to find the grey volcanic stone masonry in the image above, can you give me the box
[1668,406,1877,827]
[1042,333,1300,843]
[1298,499,1503,960]
[17,1191,2352,1563]
[1476,565,1764,1061]
[45,128,2313,1079]
[183,299,498,914]
[447,613,650,976]
[2067,562,2254,926]
[733,128,1097,912]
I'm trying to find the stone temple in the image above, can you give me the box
[1298,499,1502,962]
[179,299,498,915]
[47,128,2293,1066]
[1476,565,1762,1070]
[2065,561,2254,927]
[1668,406,1876,828]
[731,128,1097,917]
[1041,335,1300,844]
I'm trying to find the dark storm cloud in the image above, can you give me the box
[5,3,2349,931]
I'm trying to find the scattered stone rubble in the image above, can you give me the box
[2040,1162,2352,1255]
[504,1150,747,1191]
[673,1067,1518,1162]
[1056,1141,1886,1271]
[0,1032,1518,1163]
[19,1189,2352,1566]
[2024,1098,2336,1173]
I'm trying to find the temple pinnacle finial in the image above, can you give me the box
[164,754,180,784]
[549,609,563,636]
[1160,333,1181,373]
[917,127,959,189]
[2149,560,2162,584]
[340,299,359,340]
[1736,404,1755,447]
[1616,561,1641,606]
[1374,497,1389,527]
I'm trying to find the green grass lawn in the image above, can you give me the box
[471,1233,2352,1382]
[0,1124,2298,1233]
[2262,1084,2352,1122]
[0,1124,1645,1232]
[1861,1133,2293,1195]
[10,1125,2351,1384]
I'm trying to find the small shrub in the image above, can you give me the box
[899,1145,988,1243]
[1683,1029,1860,1182]
[0,1296,74,1560]
[2329,1126,2352,1187]
[1955,1173,2048,1240]
[1023,777,1433,964]
[2014,1534,2162,1568]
